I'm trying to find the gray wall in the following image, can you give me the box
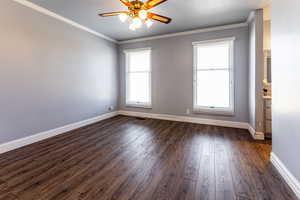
[248,10,264,132]
[119,26,249,122]
[272,0,300,182]
[0,0,118,144]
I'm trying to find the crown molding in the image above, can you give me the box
[118,23,248,44]
[11,0,253,45]
[12,0,117,43]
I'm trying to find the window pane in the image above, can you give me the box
[197,43,230,69]
[128,72,150,103]
[196,70,230,108]
[128,51,150,72]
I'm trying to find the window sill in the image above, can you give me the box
[126,104,152,109]
[193,108,234,116]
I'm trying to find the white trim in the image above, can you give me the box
[270,152,300,199]
[192,37,236,45]
[9,1,251,45]
[247,11,256,24]
[10,1,251,45]
[118,23,248,44]
[118,110,249,129]
[123,47,152,53]
[0,111,266,155]
[247,124,265,140]
[12,0,117,43]
[193,108,234,116]
[193,38,235,115]
[126,104,152,109]
[125,48,152,108]
[119,110,265,140]
[0,111,118,154]
[254,131,264,140]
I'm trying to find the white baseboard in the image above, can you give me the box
[118,110,249,129]
[0,111,118,154]
[247,125,265,140]
[0,110,264,155]
[270,152,300,199]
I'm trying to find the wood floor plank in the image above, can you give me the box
[0,116,297,200]
[195,125,216,200]
[0,117,139,198]
[54,119,169,200]
[237,130,297,200]
[123,122,189,200]
[214,126,235,200]
[34,119,158,200]
[223,128,260,200]
[97,121,179,200]
[0,116,126,172]
[173,123,205,200]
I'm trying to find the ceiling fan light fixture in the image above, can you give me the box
[145,19,153,28]
[132,17,142,28]
[99,0,172,31]
[119,13,128,22]
[129,23,136,31]
[138,10,148,20]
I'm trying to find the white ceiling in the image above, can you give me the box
[28,0,270,41]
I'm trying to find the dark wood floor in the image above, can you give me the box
[0,116,297,200]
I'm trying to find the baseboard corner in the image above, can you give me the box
[270,152,300,199]
[247,124,265,140]
[0,111,119,154]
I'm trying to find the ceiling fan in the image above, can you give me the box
[99,0,172,31]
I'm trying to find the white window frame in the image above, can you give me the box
[124,48,152,108]
[192,37,235,115]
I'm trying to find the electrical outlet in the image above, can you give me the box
[186,108,190,115]
[108,106,114,111]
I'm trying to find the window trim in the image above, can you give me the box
[192,37,235,115]
[124,47,152,108]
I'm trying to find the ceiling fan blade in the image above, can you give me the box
[119,0,132,7]
[143,0,167,9]
[99,11,128,17]
[148,12,171,24]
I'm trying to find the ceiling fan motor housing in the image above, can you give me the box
[99,0,171,25]
[128,1,144,17]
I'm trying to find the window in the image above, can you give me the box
[193,38,235,115]
[125,48,151,108]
